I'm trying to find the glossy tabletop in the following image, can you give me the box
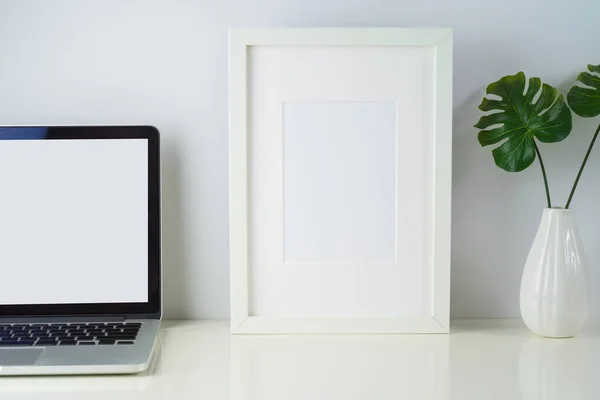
[0,320,599,399]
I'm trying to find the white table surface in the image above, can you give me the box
[0,319,598,399]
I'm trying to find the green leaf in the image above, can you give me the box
[474,72,572,172]
[567,64,600,117]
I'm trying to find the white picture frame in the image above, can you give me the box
[229,28,452,334]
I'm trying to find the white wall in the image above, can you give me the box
[1,0,599,319]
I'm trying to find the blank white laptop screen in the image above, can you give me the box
[0,137,148,305]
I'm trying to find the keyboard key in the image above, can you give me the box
[30,324,50,328]
[0,340,34,346]
[78,341,96,345]
[106,333,137,339]
[36,338,57,343]
[11,324,31,328]
[106,332,137,337]
[106,337,136,342]
[12,333,31,338]
[106,332,136,337]
[124,323,142,327]
[35,341,58,346]
[117,341,134,345]
[91,334,106,339]
[98,340,116,345]
[71,335,90,340]
[59,341,77,345]
[89,333,106,338]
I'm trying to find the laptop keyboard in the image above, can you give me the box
[0,322,141,347]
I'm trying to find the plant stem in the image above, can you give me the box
[565,123,600,209]
[533,141,552,208]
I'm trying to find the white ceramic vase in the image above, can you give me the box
[520,208,589,338]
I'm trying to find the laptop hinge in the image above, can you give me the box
[0,315,127,323]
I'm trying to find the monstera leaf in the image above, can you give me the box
[475,72,572,172]
[567,64,600,117]
[564,64,600,209]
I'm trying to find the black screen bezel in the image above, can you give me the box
[0,125,161,318]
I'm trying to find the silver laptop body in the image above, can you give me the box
[0,126,162,375]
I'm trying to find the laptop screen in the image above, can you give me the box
[0,126,160,316]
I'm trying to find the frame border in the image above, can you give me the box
[229,28,452,334]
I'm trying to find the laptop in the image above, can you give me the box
[0,125,161,376]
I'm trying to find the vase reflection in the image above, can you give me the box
[519,336,594,400]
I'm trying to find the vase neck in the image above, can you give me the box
[541,208,576,225]
[543,208,573,215]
